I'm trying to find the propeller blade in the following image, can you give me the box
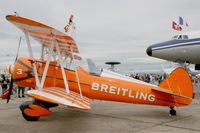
[6,36,21,103]
[1,37,21,102]
[7,76,13,103]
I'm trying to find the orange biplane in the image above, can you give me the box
[4,15,194,121]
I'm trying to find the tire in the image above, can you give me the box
[22,112,40,121]
[169,109,176,116]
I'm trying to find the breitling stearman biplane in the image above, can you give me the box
[3,15,194,121]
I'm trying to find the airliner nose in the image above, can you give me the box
[146,46,152,56]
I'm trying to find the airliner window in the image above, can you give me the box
[183,35,189,40]
[172,35,178,40]
[178,35,182,40]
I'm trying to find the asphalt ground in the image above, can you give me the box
[0,85,200,133]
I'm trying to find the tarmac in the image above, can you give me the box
[0,85,200,133]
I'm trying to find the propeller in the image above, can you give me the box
[6,36,22,103]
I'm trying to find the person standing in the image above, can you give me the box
[18,86,25,98]
[1,76,9,94]
[156,75,162,84]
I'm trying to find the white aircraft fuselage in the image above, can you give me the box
[146,31,200,70]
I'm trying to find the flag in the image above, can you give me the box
[172,21,177,30]
[64,25,69,32]
[172,21,182,31]
[177,26,182,31]
[179,16,184,25]
[69,15,74,24]
[1,89,9,100]
[186,22,189,27]
[64,14,75,32]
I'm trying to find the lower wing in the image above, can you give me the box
[27,87,90,110]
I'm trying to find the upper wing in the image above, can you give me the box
[6,15,81,60]
[27,87,90,110]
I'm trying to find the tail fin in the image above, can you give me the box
[159,67,193,106]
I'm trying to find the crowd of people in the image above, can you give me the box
[128,73,167,84]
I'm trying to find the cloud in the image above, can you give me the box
[0,0,200,72]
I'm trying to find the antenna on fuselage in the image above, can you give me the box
[105,61,121,72]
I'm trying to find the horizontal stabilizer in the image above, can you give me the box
[27,87,90,110]
[152,88,192,99]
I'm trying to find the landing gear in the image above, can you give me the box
[169,106,176,116]
[22,112,40,121]
[20,101,41,121]
[19,100,57,121]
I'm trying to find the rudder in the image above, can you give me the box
[159,67,193,106]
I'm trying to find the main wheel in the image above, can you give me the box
[22,112,40,121]
[169,109,176,116]
[20,101,40,121]
[20,100,53,121]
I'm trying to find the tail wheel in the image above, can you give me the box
[22,112,40,121]
[169,109,176,116]
[169,106,176,116]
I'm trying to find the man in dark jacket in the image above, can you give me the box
[18,86,25,98]
[1,75,9,94]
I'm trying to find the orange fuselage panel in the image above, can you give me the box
[12,57,191,107]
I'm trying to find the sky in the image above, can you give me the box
[0,0,200,73]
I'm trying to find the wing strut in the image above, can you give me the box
[24,32,70,94]
[75,68,83,99]
[24,31,41,88]
[39,42,54,89]
[55,39,70,94]
[68,47,74,69]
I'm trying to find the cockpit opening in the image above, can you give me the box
[172,35,189,40]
